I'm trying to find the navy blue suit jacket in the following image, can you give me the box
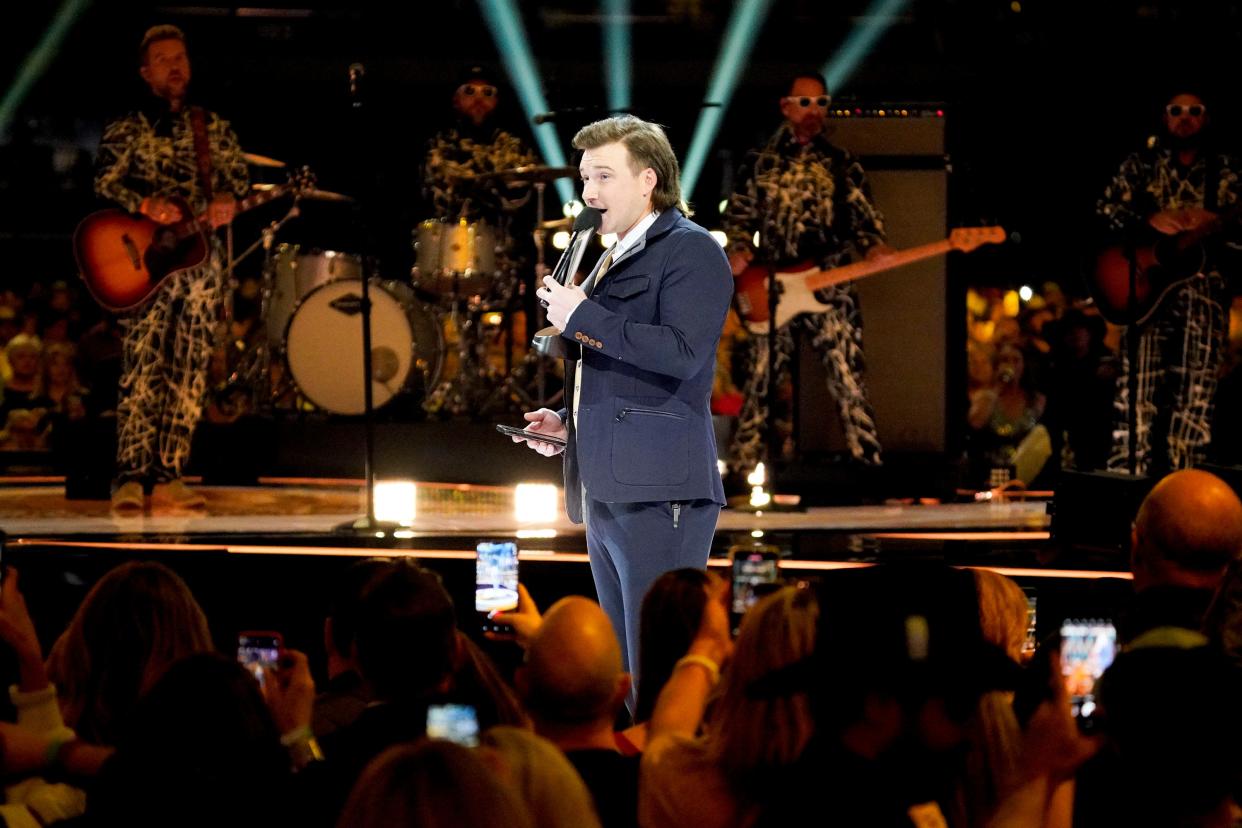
[560,210,732,523]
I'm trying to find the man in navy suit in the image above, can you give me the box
[515,115,732,677]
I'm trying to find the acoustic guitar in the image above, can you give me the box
[75,167,314,312]
[733,226,1007,333]
[1089,205,1241,327]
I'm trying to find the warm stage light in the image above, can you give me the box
[601,233,618,248]
[514,482,558,524]
[374,480,417,527]
[563,200,584,218]
[552,231,571,250]
[709,230,728,247]
[1019,285,1034,302]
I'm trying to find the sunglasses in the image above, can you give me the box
[784,95,831,109]
[461,84,497,98]
[1166,103,1205,118]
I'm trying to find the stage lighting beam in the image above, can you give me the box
[680,0,776,198]
[603,0,632,114]
[821,0,910,94]
[0,0,91,140]
[478,0,576,204]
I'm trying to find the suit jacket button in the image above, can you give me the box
[575,332,584,341]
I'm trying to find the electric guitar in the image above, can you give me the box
[74,167,315,312]
[1089,205,1242,327]
[733,226,1007,333]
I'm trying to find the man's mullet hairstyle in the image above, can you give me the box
[572,115,692,216]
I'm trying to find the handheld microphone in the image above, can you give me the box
[539,207,602,306]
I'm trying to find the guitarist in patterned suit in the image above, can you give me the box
[94,25,249,512]
[723,70,893,481]
[1097,90,1241,474]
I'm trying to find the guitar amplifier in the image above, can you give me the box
[796,110,954,459]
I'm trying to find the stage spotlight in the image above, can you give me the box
[1019,285,1034,302]
[478,0,575,204]
[717,459,728,476]
[514,482,558,524]
[517,528,558,539]
[821,0,911,93]
[563,200,585,218]
[552,230,571,250]
[747,462,766,487]
[601,233,618,248]
[603,0,632,113]
[709,230,728,247]
[0,0,90,139]
[718,199,730,214]
[680,0,777,197]
[374,480,417,527]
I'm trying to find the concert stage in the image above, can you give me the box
[0,469,1133,676]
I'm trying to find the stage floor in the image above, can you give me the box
[0,478,1049,537]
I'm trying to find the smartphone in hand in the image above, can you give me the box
[475,541,519,633]
[237,630,283,690]
[729,544,781,635]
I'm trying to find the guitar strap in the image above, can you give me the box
[188,106,214,203]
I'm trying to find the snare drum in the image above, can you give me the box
[266,246,364,346]
[411,218,499,300]
[284,279,443,414]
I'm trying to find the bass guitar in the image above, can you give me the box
[75,167,315,312]
[733,226,1007,333]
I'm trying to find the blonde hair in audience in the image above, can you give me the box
[955,569,1028,828]
[707,586,818,794]
[47,560,214,743]
[338,740,535,828]
[479,726,603,828]
[973,568,1028,661]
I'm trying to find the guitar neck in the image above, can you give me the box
[804,239,954,291]
[175,184,292,238]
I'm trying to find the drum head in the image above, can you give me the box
[285,280,415,415]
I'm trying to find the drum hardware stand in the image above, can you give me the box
[336,60,400,536]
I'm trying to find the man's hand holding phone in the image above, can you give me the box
[485,583,543,647]
[263,649,315,736]
[513,408,567,456]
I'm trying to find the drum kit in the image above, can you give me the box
[216,154,579,420]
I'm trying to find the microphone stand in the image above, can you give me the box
[337,62,399,535]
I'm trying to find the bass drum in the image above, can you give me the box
[266,246,364,347]
[284,279,443,414]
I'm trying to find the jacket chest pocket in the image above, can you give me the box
[605,275,650,300]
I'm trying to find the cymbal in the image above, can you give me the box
[243,152,287,168]
[453,164,579,184]
[251,182,354,203]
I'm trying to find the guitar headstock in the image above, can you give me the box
[949,226,1007,252]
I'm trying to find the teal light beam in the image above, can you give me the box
[478,0,575,205]
[680,0,775,199]
[821,0,910,93]
[0,0,92,140]
[603,0,631,114]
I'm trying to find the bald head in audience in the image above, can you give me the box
[1131,469,1242,592]
[518,597,631,750]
